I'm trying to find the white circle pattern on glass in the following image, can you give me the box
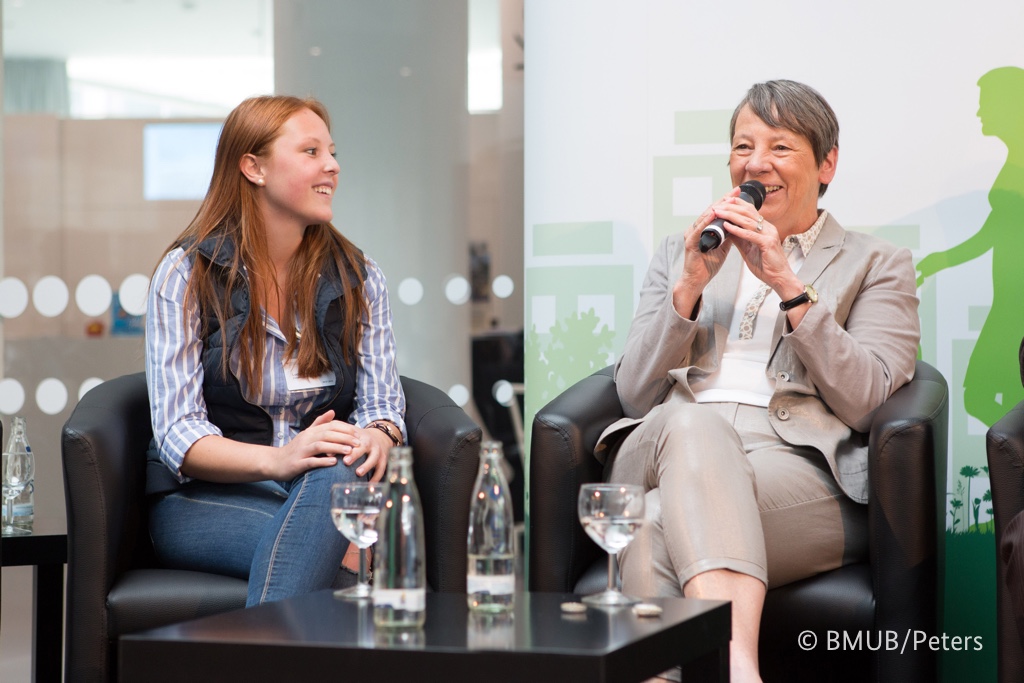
[447,383,470,407]
[444,275,471,305]
[33,276,69,317]
[492,379,515,407]
[491,275,515,299]
[5,266,523,415]
[36,378,69,415]
[0,379,26,415]
[118,274,150,317]
[0,277,29,318]
[397,277,424,306]
[76,275,113,317]
[79,378,105,400]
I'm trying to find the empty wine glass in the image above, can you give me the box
[577,483,645,607]
[331,481,384,599]
[2,443,34,536]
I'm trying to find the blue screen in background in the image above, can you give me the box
[143,122,222,200]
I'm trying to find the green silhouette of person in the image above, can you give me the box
[917,66,1024,426]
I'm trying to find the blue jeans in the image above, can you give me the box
[149,459,363,606]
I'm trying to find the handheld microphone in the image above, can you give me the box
[698,180,767,253]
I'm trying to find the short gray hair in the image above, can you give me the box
[730,80,839,197]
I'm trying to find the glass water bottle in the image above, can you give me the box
[5,416,34,532]
[373,446,426,628]
[466,440,516,611]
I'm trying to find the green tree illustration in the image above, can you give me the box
[951,498,964,532]
[983,467,992,531]
[983,489,993,532]
[527,308,615,407]
[960,465,981,530]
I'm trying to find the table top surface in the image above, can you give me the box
[0,517,68,566]
[120,591,730,683]
[122,590,729,656]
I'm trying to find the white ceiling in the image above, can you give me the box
[2,0,272,59]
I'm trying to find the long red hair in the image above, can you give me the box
[164,95,366,394]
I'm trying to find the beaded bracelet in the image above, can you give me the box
[368,420,401,446]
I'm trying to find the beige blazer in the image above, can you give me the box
[598,214,920,504]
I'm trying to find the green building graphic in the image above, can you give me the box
[524,221,632,425]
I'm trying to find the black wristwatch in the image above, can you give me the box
[779,284,818,311]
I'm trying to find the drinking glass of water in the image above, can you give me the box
[330,481,384,599]
[577,483,645,606]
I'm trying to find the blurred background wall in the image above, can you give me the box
[0,2,524,680]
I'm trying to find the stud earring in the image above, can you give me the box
[257,178,265,185]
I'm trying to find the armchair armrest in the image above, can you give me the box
[401,376,482,592]
[529,366,622,592]
[988,398,1024,682]
[61,372,154,681]
[868,360,949,681]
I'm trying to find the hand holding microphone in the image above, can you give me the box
[699,180,767,253]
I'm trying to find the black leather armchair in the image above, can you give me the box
[530,360,948,682]
[987,363,1024,682]
[61,372,481,683]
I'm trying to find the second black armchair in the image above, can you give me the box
[529,361,948,683]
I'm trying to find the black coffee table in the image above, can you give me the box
[119,591,729,682]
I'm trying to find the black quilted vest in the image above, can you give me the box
[194,233,363,446]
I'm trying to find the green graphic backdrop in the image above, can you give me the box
[526,68,1024,679]
[915,66,1024,680]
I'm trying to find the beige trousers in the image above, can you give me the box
[607,401,867,594]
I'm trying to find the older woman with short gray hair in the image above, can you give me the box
[599,80,920,682]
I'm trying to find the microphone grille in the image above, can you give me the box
[740,180,766,209]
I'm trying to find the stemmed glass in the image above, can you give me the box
[2,444,34,536]
[330,481,384,599]
[577,483,645,607]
